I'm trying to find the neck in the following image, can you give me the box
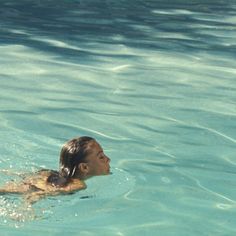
[73,171,91,181]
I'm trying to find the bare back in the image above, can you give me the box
[0,169,86,204]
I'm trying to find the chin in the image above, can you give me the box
[104,169,111,175]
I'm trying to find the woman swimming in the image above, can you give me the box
[0,136,111,203]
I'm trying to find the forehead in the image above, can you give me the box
[86,140,102,154]
[84,141,102,163]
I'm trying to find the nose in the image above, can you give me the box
[106,155,110,163]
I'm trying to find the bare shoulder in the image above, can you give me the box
[58,179,86,193]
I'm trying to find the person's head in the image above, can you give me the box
[59,136,110,180]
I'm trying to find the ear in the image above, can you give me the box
[78,163,89,174]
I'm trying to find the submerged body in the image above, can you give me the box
[0,170,86,203]
[0,136,110,203]
[0,170,86,193]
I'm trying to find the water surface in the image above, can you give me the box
[0,0,236,235]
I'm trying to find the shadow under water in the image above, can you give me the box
[0,0,235,64]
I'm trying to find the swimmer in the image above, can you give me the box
[0,136,111,204]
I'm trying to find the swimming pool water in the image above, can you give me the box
[0,0,236,235]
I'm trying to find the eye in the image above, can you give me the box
[98,152,105,159]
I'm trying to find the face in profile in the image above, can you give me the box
[81,140,111,178]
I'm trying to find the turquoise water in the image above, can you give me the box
[1,0,236,235]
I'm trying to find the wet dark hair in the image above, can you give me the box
[47,136,95,187]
